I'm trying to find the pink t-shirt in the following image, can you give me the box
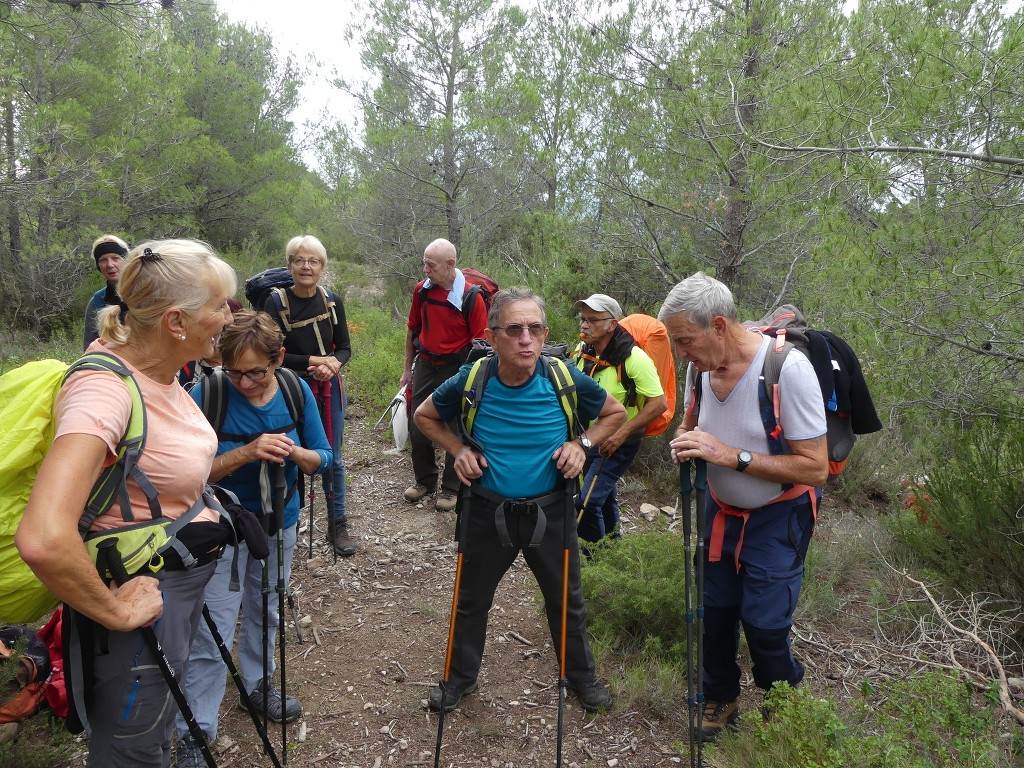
[54,344,219,532]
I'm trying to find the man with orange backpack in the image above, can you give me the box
[572,294,669,545]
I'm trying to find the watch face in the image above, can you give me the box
[580,434,593,449]
[737,450,753,471]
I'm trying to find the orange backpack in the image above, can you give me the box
[616,314,677,437]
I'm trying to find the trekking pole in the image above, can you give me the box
[94,539,218,768]
[556,477,575,768]
[680,461,697,768]
[272,463,289,765]
[575,454,606,527]
[434,484,471,768]
[287,588,304,644]
[693,458,707,767]
[260,479,272,734]
[201,604,283,768]
[321,379,337,565]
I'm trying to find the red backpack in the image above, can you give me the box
[418,267,499,335]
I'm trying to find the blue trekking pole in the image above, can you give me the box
[680,460,697,767]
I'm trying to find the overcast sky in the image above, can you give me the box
[215,0,364,163]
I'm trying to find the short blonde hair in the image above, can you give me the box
[285,235,327,264]
[97,239,237,345]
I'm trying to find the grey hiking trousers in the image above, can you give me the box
[86,561,215,768]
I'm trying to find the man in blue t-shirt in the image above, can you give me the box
[415,287,626,714]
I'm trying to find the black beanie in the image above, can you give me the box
[93,241,128,267]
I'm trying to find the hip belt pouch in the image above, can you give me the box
[85,518,174,578]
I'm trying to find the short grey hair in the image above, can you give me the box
[657,271,737,329]
[488,287,547,328]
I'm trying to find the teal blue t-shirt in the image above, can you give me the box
[432,358,607,498]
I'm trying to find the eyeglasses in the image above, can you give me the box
[577,315,613,326]
[289,258,323,268]
[223,366,270,383]
[491,323,547,338]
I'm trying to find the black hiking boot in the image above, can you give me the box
[242,678,302,724]
[570,678,612,712]
[428,679,478,712]
[700,698,739,743]
[327,517,356,557]
[174,733,210,768]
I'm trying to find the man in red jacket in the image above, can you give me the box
[400,239,488,512]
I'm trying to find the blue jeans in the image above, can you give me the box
[178,524,297,741]
[576,441,641,543]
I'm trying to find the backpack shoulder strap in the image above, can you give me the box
[318,285,338,326]
[270,287,291,333]
[67,352,159,535]
[461,285,482,327]
[200,369,230,436]
[275,367,305,433]
[541,356,582,440]
[759,332,792,454]
[460,356,493,438]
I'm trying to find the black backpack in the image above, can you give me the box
[244,267,293,311]
[690,305,882,475]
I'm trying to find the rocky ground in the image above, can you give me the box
[206,406,691,768]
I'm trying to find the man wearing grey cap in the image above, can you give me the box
[572,294,667,545]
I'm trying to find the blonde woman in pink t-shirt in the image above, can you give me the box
[16,239,236,768]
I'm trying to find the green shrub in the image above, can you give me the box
[342,302,407,417]
[711,674,1004,768]
[889,417,1024,643]
[581,531,688,659]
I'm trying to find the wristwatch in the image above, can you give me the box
[736,449,753,473]
[579,432,593,449]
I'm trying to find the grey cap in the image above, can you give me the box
[574,293,623,320]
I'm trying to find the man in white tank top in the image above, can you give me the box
[659,273,828,743]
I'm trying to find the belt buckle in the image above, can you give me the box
[507,499,534,516]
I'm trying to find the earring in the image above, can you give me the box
[179,334,186,341]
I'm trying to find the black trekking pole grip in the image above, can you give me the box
[94,540,219,768]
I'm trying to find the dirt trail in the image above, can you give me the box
[209,407,688,768]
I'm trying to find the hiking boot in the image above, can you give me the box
[571,678,612,712]
[427,679,478,712]
[328,517,356,557]
[175,733,209,768]
[434,490,457,512]
[242,678,302,724]
[403,483,433,503]
[700,698,739,742]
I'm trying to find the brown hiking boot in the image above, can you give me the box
[434,490,457,512]
[700,698,739,742]
[327,518,356,557]
[403,483,433,503]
